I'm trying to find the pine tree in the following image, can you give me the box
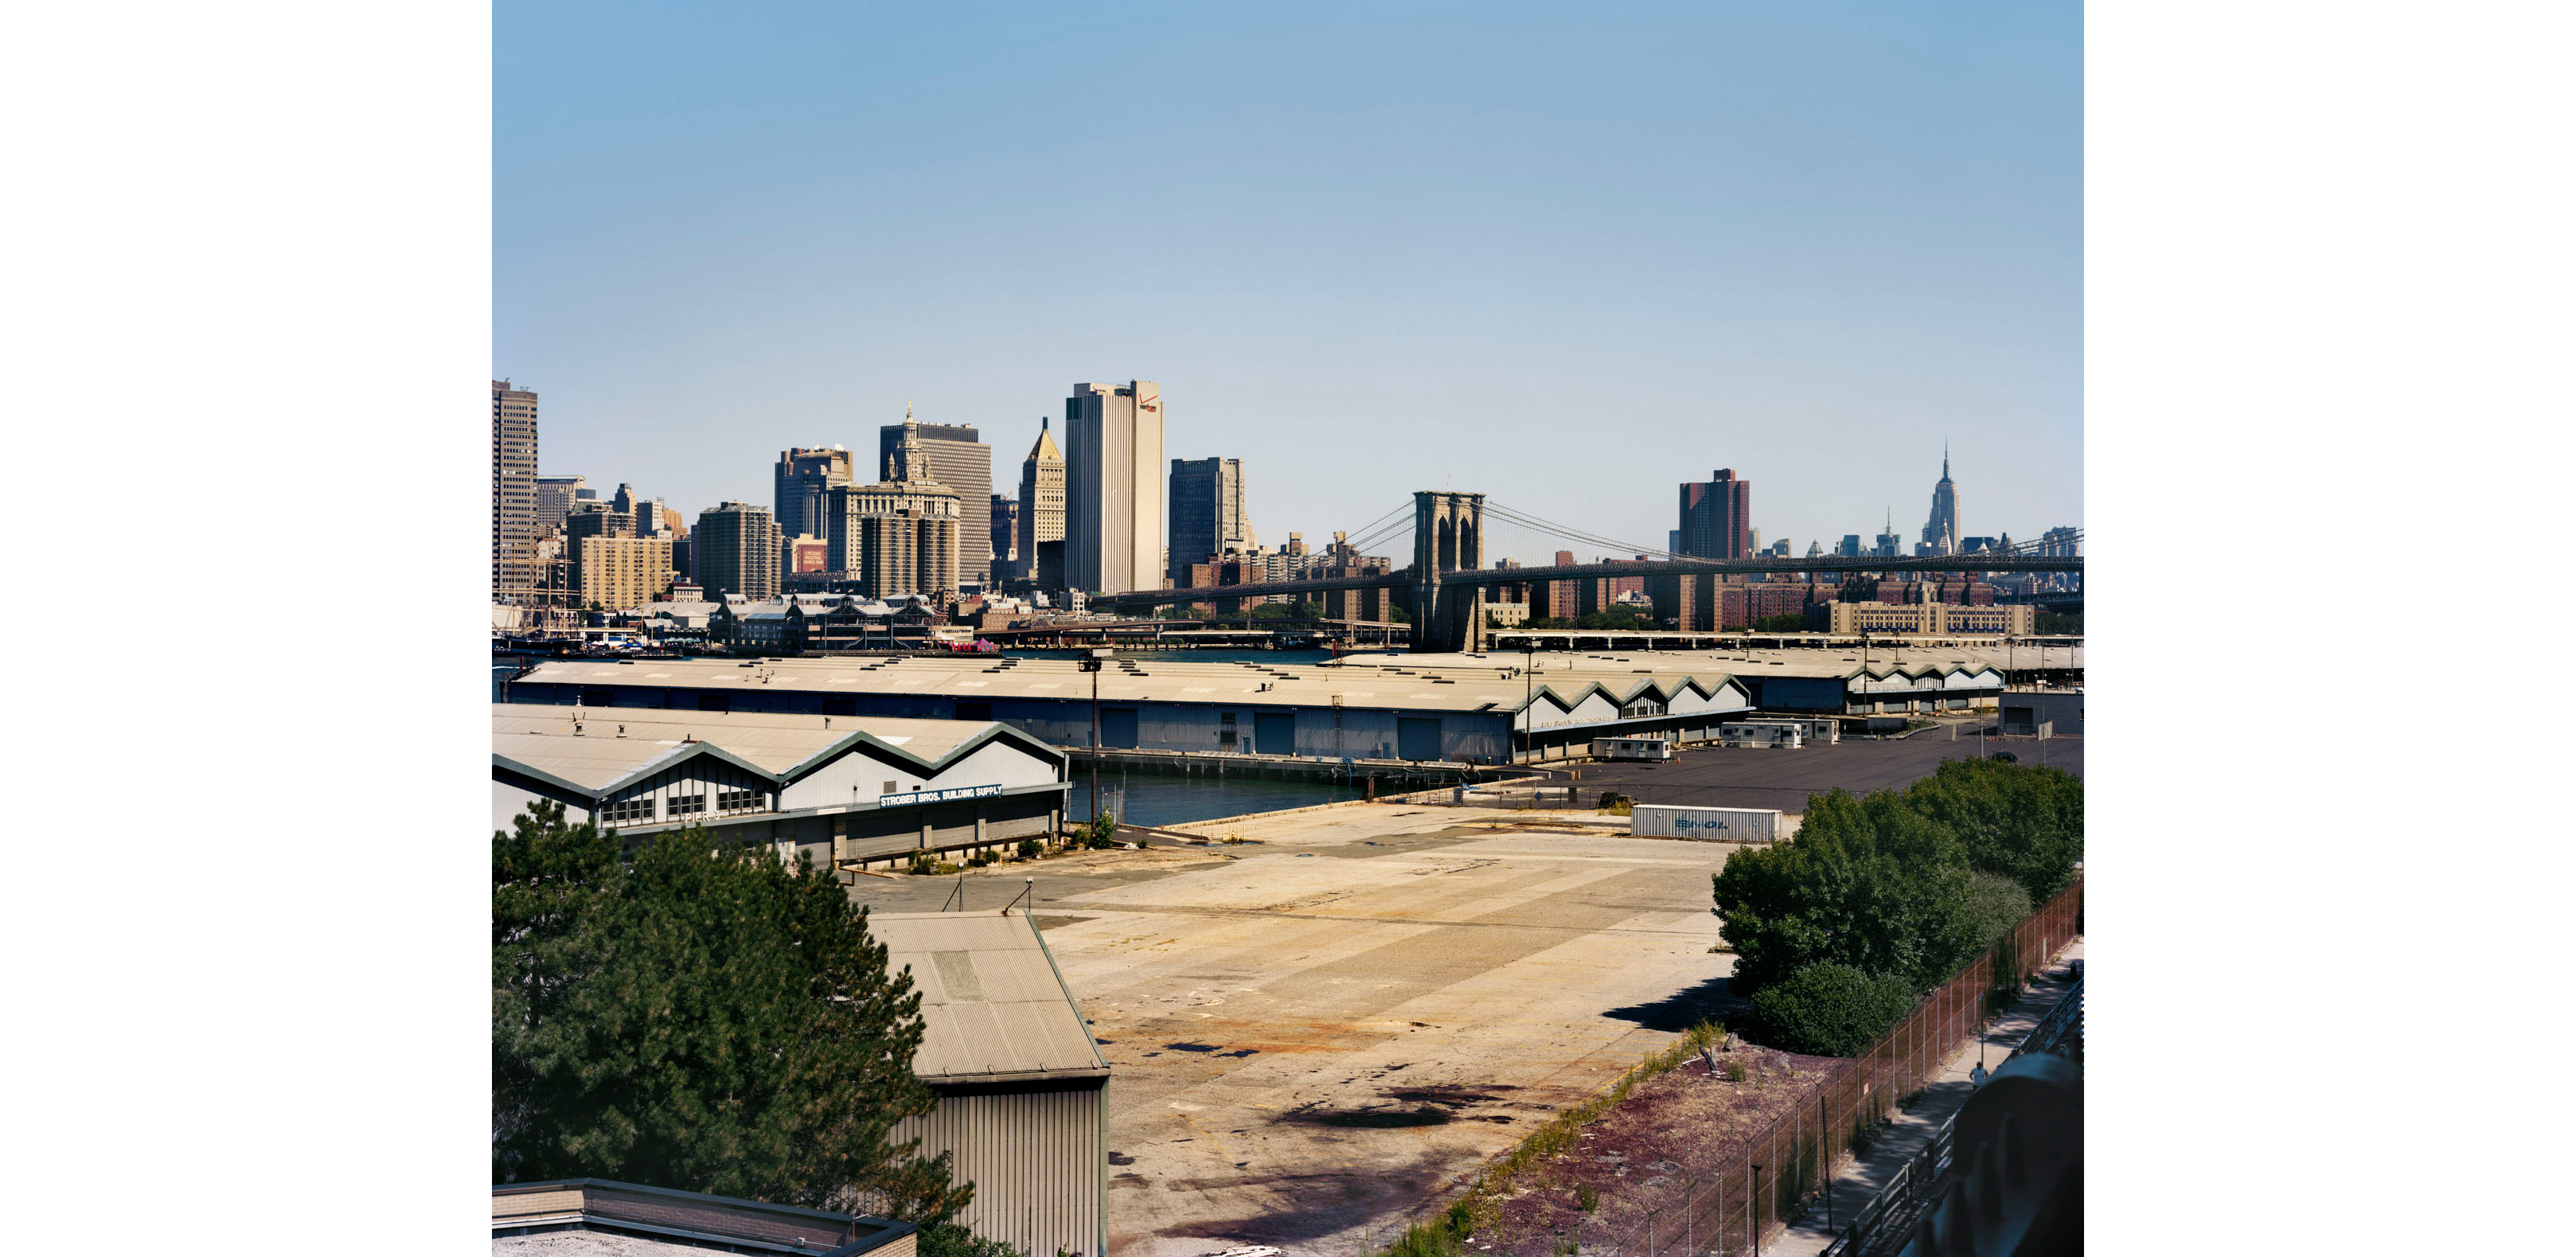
[494,802,972,1219]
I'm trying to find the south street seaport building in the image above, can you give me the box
[500,646,2046,764]
[491,705,1070,867]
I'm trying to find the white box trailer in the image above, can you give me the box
[1717,722,1804,749]
[1631,804,1786,843]
[1590,736,1676,761]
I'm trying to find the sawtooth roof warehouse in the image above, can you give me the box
[500,647,2047,765]
[492,705,1071,869]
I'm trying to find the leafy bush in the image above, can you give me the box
[1748,962,1922,1056]
[1080,813,1121,849]
[1962,870,2032,947]
[1710,789,1985,993]
[1598,791,1632,814]
[1016,838,1043,862]
[907,852,939,876]
[1903,759,2084,902]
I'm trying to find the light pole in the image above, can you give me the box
[1504,643,1524,762]
[1080,650,1106,828]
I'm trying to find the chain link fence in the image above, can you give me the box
[1546,876,2083,1257]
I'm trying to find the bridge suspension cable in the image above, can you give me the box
[1481,500,1677,561]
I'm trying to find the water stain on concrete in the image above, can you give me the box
[1306,1107,1454,1128]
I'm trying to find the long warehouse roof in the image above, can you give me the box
[491,705,1052,794]
[515,646,2053,716]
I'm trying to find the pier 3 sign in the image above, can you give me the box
[877,783,1003,809]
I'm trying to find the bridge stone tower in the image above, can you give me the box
[1410,491,1486,654]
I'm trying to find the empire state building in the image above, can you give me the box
[1920,447,1960,556]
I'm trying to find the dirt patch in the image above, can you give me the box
[1487,1046,1839,1256]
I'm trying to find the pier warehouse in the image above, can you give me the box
[490,705,1070,865]
[500,648,2028,763]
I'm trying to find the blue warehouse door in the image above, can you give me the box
[1397,716,1442,762]
[1099,707,1139,749]
[1255,712,1295,756]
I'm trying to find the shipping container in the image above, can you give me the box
[1630,804,1784,843]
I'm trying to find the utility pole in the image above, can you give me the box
[1523,642,1536,764]
[1081,649,1106,826]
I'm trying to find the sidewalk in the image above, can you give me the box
[1762,939,2086,1257]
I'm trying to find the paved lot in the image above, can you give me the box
[845,814,1747,1257]
[1536,723,2083,814]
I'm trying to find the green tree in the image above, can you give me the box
[1575,609,1652,630]
[2035,611,2082,634]
[1961,870,2034,947]
[1900,759,2084,902]
[1749,612,1809,632]
[1710,789,1986,993]
[1747,962,1921,1056]
[494,802,970,1219]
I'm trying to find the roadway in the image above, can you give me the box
[1100,553,2085,611]
[1527,720,2084,813]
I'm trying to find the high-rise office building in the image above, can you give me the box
[1875,509,1904,559]
[1677,469,1752,560]
[564,502,634,543]
[1064,381,1164,595]
[1921,447,1961,556]
[1015,420,1066,588]
[1838,534,1865,558]
[491,380,541,603]
[696,502,782,600]
[881,413,992,584]
[537,474,587,535]
[989,495,1021,576]
[824,473,962,597]
[1167,456,1254,580]
[774,447,856,545]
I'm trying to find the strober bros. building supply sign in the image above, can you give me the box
[1630,804,1784,844]
[878,783,1005,808]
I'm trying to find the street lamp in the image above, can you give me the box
[1079,649,1107,829]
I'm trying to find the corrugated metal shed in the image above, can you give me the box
[872,911,1108,1081]
[872,912,1109,1257]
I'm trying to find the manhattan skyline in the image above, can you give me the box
[498,3,2080,560]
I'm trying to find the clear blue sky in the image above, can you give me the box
[498,1,2078,564]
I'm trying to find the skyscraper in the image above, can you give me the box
[1677,469,1752,560]
[774,447,855,545]
[492,381,541,604]
[1920,447,1961,556]
[695,502,782,600]
[989,494,1021,577]
[1875,509,1904,559]
[881,412,993,585]
[1064,381,1164,595]
[537,474,586,536]
[824,471,962,597]
[1015,419,1066,588]
[1167,456,1253,580]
